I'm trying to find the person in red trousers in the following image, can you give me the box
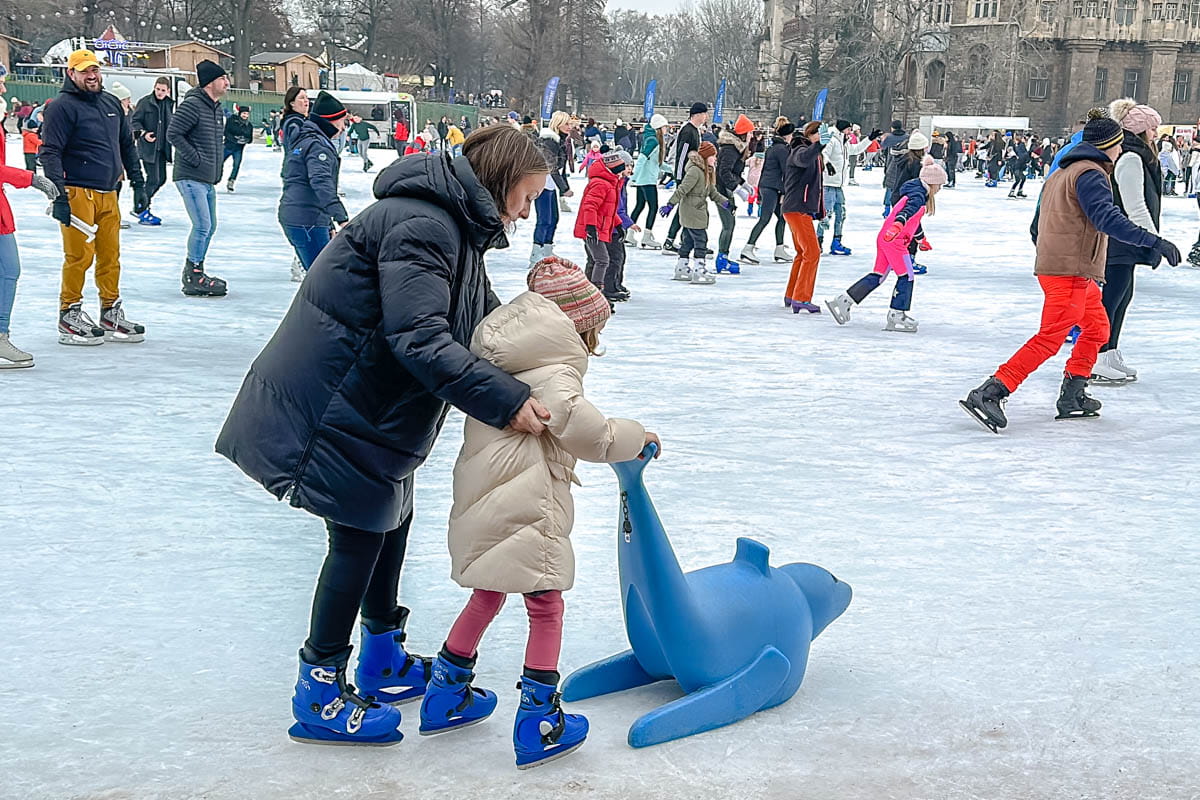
[960,116,1181,433]
[782,121,830,313]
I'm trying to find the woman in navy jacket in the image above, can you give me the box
[216,124,554,746]
[278,92,350,272]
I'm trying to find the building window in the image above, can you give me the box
[1192,0,1200,24]
[1095,67,1108,102]
[965,45,989,87]
[1040,0,1057,20]
[1166,2,1180,18]
[1027,67,1050,101]
[1115,0,1137,23]
[1073,0,1085,15]
[1152,2,1164,19]
[1174,70,1192,103]
[973,0,999,18]
[1124,68,1141,99]
[924,60,946,99]
[926,0,952,22]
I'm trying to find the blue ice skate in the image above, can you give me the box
[562,444,852,748]
[714,254,741,274]
[355,611,433,704]
[514,676,588,769]
[289,652,403,746]
[418,654,498,735]
[830,237,852,256]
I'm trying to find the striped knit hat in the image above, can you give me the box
[527,257,611,333]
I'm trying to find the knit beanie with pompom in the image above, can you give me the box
[1108,98,1161,135]
[527,257,611,333]
[919,154,948,186]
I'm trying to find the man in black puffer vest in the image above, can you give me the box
[167,59,229,297]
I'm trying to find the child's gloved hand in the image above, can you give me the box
[918,238,932,252]
[658,203,675,218]
[585,225,599,245]
[882,221,903,241]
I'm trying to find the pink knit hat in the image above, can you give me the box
[919,154,948,186]
[527,257,611,333]
[1110,98,1161,135]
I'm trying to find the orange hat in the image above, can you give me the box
[67,49,101,71]
[733,114,754,136]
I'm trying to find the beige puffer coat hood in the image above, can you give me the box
[448,292,645,594]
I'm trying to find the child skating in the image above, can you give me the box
[959,117,1181,433]
[659,141,731,284]
[826,156,947,332]
[419,257,660,768]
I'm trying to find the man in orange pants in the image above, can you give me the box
[960,116,1180,433]
[781,121,829,313]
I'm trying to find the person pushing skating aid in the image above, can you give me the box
[959,116,1181,433]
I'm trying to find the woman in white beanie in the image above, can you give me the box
[630,113,669,249]
[1090,98,1165,383]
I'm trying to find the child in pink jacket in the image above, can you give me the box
[825,156,946,332]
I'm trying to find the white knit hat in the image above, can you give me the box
[907,130,930,151]
[650,113,669,130]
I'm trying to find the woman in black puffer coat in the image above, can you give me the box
[216,124,554,746]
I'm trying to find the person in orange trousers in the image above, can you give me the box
[781,121,830,313]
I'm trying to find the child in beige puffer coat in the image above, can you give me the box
[418,256,660,768]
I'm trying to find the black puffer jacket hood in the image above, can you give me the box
[217,151,528,532]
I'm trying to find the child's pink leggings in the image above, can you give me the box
[444,589,564,671]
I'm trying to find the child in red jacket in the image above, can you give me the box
[21,126,41,173]
[574,151,625,304]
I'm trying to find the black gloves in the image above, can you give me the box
[869,128,883,141]
[51,196,72,227]
[826,162,836,176]
[1152,237,1181,268]
[585,225,599,245]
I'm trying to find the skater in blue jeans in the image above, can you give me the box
[279,92,351,272]
[167,59,229,296]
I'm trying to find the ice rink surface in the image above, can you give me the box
[2,137,1198,800]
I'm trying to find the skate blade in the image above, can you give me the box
[181,288,228,298]
[959,400,1001,434]
[824,301,849,325]
[418,714,492,736]
[287,722,403,747]
[1089,375,1135,385]
[366,688,425,706]
[883,325,917,333]
[515,740,585,770]
[58,333,105,347]
[0,359,35,369]
[103,331,145,344]
[1054,410,1100,420]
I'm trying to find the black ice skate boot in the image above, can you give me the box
[1055,373,1101,420]
[182,259,228,297]
[1187,241,1200,269]
[959,376,1010,433]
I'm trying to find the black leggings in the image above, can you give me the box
[747,186,786,247]
[1012,172,1027,194]
[303,516,412,664]
[630,184,658,230]
[1100,262,1135,352]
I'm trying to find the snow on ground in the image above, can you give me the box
[2,137,1199,800]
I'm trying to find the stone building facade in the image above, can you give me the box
[763,0,1200,136]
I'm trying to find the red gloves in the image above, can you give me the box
[918,238,932,252]
[882,221,903,242]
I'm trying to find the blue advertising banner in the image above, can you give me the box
[540,77,561,122]
[714,79,727,124]
[812,88,829,121]
[643,79,657,119]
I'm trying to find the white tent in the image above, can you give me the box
[333,63,385,92]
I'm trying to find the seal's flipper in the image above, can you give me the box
[626,646,791,748]
[562,649,658,702]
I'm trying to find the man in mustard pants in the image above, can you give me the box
[39,49,147,345]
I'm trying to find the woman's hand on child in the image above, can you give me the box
[509,397,551,435]
[658,203,675,218]
[643,432,662,457]
[882,221,903,241]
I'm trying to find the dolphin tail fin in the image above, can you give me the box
[734,538,772,577]
[562,649,659,702]
[626,646,792,748]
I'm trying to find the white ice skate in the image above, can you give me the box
[825,293,854,325]
[1090,351,1135,384]
[883,309,918,332]
[773,245,794,263]
[673,259,692,282]
[640,230,661,250]
[690,260,716,285]
[0,333,34,369]
[740,245,760,264]
[1107,349,1137,380]
[290,257,305,283]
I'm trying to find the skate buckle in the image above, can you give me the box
[321,697,345,720]
[310,667,338,684]
[346,705,365,733]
